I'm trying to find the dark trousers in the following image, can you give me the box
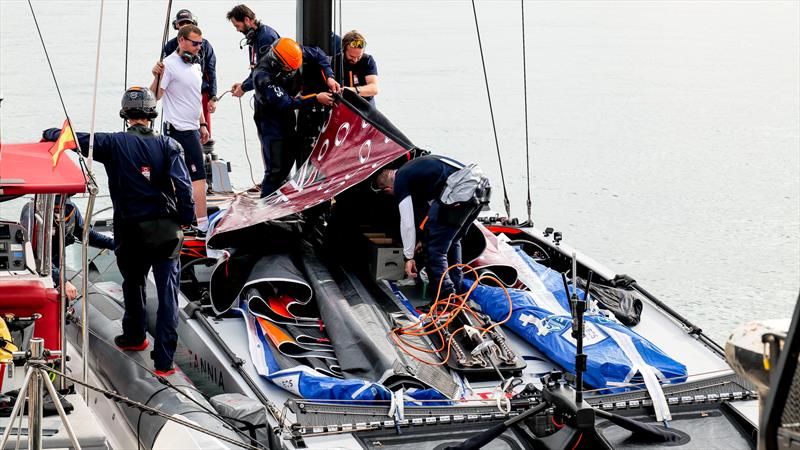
[425,201,482,297]
[164,125,206,182]
[256,122,296,198]
[116,220,182,370]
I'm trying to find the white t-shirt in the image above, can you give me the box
[160,51,202,131]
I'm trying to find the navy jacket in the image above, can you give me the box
[42,125,194,226]
[163,38,217,98]
[393,155,463,259]
[242,23,281,92]
[251,46,335,138]
[333,53,378,102]
[49,200,115,284]
[393,155,460,206]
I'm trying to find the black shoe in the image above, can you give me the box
[181,225,205,237]
[114,335,149,351]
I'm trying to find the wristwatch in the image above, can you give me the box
[200,123,208,129]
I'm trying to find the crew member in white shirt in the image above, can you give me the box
[151,24,210,232]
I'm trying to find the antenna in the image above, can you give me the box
[569,252,590,405]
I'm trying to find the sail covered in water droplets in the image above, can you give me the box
[208,90,415,248]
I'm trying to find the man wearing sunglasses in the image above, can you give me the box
[162,9,218,145]
[151,24,210,233]
[333,30,379,105]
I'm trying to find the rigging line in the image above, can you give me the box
[65,313,270,449]
[37,365,263,450]
[337,0,344,87]
[471,0,511,220]
[239,96,259,188]
[86,0,106,173]
[27,0,98,194]
[156,0,174,131]
[521,0,532,226]
[25,0,84,158]
[123,0,130,131]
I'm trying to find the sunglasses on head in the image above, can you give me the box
[348,39,366,49]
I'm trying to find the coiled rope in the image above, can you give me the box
[390,264,513,367]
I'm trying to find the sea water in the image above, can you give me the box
[1,0,797,344]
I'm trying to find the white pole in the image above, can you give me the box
[82,0,105,401]
[86,0,105,172]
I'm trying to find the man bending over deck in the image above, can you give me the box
[374,155,491,302]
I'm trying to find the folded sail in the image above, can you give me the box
[208,91,416,249]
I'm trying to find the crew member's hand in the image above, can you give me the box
[208,99,217,114]
[231,83,245,97]
[316,92,334,106]
[42,128,60,142]
[415,241,423,253]
[405,259,418,279]
[200,126,210,144]
[327,77,341,94]
[152,61,164,77]
[65,281,78,301]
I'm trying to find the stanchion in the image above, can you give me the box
[0,338,82,450]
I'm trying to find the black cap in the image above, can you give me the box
[172,9,197,29]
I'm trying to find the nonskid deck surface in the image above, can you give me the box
[66,224,757,449]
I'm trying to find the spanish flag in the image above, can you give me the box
[48,119,77,168]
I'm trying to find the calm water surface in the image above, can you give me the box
[1,0,798,344]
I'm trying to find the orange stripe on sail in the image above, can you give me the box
[257,317,293,347]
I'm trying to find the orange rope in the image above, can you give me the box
[389,263,514,367]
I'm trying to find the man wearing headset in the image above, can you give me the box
[162,9,218,144]
[42,87,194,376]
[226,4,280,98]
[251,38,340,196]
[151,24,210,233]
